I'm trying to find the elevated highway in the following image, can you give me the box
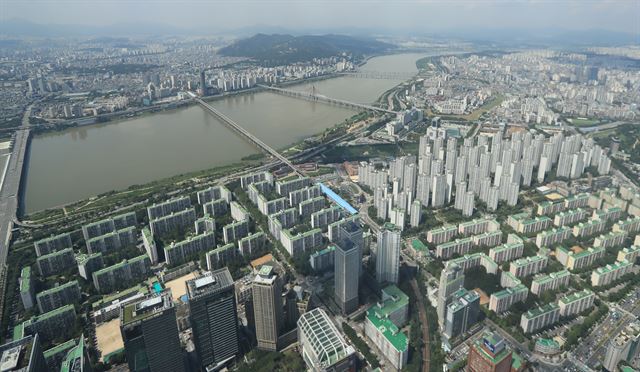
[257,84,398,115]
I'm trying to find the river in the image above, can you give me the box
[24,53,428,213]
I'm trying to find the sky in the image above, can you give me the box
[0,0,638,36]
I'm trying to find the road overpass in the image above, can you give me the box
[192,95,304,177]
[257,84,398,115]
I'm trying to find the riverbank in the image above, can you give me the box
[23,53,429,213]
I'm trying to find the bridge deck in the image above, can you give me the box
[257,84,398,115]
[195,98,303,176]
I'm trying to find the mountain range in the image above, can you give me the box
[217,34,396,63]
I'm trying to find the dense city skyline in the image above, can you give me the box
[1,1,639,371]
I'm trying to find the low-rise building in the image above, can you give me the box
[36,248,76,277]
[572,219,607,238]
[82,211,136,241]
[310,206,342,231]
[86,226,137,254]
[19,267,34,310]
[147,196,192,220]
[426,225,457,245]
[297,308,356,372]
[489,284,528,314]
[556,246,605,271]
[520,303,560,333]
[613,216,640,235]
[309,245,335,273]
[450,253,498,274]
[149,208,197,237]
[617,246,640,263]
[472,231,503,248]
[33,232,72,257]
[510,255,548,278]
[436,237,474,259]
[92,254,151,294]
[458,217,500,236]
[16,305,76,343]
[591,260,634,287]
[76,252,104,280]
[280,228,322,257]
[164,232,215,267]
[564,193,590,209]
[230,201,250,222]
[531,270,571,295]
[592,206,624,223]
[553,208,589,227]
[593,231,627,249]
[238,232,267,256]
[206,243,238,270]
[36,280,81,313]
[535,226,572,248]
[489,234,524,263]
[196,185,232,204]
[223,219,250,244]
[558,289,595,317]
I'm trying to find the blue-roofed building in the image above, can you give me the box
[318,183,357,215]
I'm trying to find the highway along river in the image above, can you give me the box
[24,53,428,213]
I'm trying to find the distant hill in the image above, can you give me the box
[218,33,395,63]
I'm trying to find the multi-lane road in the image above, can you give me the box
[0,105,31,267]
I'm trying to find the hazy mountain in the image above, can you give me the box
[218,33,396,63]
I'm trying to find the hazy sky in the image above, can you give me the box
[1,0,639,35]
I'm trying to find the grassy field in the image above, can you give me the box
[567,117,602,127]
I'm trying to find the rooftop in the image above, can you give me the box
[523,303,559,320]
[370,285,409,319]
[36,280,78,297]
[493,284,528,299]
[19,267,30,294]
[473,332,511,364]
[60,336,86,372]
[366,308,408,352]
[121,292,173,324]
[186,268,234,299]
[559,289,594,305]
[92,254,149,276]
[91,284,148,310]
[298,308,355,367]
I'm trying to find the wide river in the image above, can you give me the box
[24,53,431,213]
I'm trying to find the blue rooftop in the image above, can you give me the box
[318,183,357,215]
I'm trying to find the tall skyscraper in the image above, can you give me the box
[376,223,401,284]
[444,288,480,340]
[437,262,465,328]
[120,292,184,372]
[252,265,283,351]
[198,70,207,96]
[337,221,364,277]
[334,240,360,314]
[187,269,239,370]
